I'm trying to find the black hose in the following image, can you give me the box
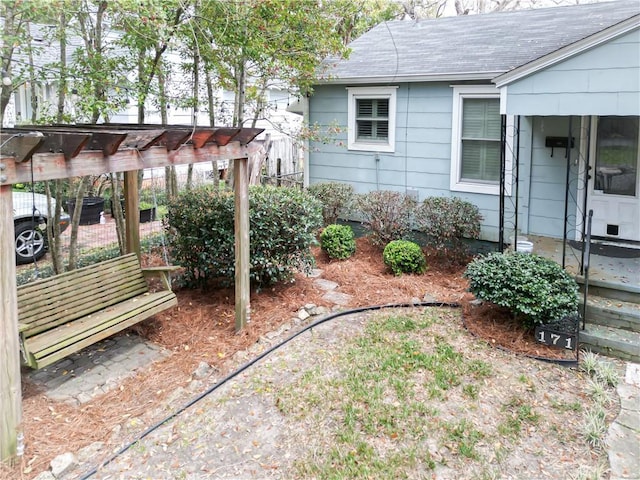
[79,300,574,478]
[79,301,458,479]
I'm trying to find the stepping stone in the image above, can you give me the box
[323,291,352,306]
[314,278,339,291]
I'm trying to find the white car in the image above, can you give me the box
[13,191,70,264]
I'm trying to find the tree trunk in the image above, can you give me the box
[67,177,90,270]
[205,69,219,188]
[0,4,19,125]
[110,173,126,254]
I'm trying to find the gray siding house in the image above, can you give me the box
[304,0,639,246]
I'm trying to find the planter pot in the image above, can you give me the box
[138,207,156,223]
[66,197,105,225]
[114,199,157,223]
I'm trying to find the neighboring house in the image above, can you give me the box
[2,23,301,176]
[305,0,639,246]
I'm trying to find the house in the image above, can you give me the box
[304,0,639,251]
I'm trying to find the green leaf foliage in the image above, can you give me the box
[463,252,579,327]
[307,182,354,226]
[383,240,427,276]
[320,224,356,260]
[355,190,416,247]
[166,185,322,288]
[415,196,482,257]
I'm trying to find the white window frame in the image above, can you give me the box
[347,86,397,153]
[450,85,513,196]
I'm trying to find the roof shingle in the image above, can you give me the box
[320,0,640,83]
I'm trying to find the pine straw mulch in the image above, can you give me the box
[3,237,573,479]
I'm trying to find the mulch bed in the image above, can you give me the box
[3,236,574,479]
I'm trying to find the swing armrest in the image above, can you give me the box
[142,266,181,291]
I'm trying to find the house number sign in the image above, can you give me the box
[535,326,577,351]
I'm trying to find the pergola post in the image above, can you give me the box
[234,157,250,331]
[123,171,141,258]
[0,184,22,463]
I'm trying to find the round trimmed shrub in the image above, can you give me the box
[383,240,427,276]
[320,224,356,260]
[463,252,579,327]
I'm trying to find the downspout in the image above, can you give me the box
[562,116,573,269]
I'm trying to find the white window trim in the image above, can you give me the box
[347,86,397,153]
[450,85,513,196]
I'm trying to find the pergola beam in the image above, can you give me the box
[0,143,250,186]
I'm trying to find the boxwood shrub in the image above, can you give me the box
[320,224,356,260]
[383,240,427,276]
[166,185,322,287]
[463,252,579,327]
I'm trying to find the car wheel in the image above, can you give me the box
[15,221,47,264]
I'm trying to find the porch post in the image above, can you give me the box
[514,116,521,251]
[562,116,573,268]
[498,114,506,252]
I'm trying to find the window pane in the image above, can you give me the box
[595,116,638,196]
[462,98,500,139]
[358,99,373,117]
[460,97,501,183]
[461,140,500,182]
[376,100,389,117]
[358,120,373,138]
[356,98,390,141]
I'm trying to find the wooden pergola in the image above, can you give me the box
[0,124,263,463]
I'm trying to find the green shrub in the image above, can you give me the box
[166,185,322,287]
[320,224,356,260]
[306,182,354,226]
[355,190,416,247]
[383,240,427,276]
[415,196,482,256]
[463,252,579,327]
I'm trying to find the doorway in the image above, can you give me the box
[588,116,640,242]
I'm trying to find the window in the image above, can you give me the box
[594,116,638,196]
[347,86,397,152]
[450,85,511,195]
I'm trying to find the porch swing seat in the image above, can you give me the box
[17,253,178,369]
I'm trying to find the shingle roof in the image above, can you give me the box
[320,0,640,83]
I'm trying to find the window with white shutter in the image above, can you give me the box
[347,87,397,152]
[450,86,512,196]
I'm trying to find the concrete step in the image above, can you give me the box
[585,296,640,333]
[577,277,640,304]
[580,324,640,362]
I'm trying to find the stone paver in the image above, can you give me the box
[25,333,168,405]
[607,362,640,480]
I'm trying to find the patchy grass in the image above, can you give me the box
[270,308,613,478]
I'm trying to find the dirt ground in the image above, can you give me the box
[2,238,593,479]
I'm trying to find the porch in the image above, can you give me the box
[527,234,639,361]
[526,234,639,287]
